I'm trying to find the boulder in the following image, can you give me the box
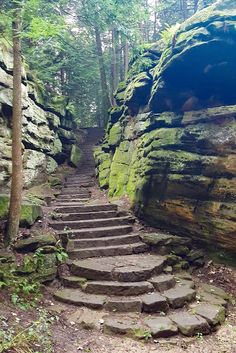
[70,145,82,167]
[14,232,57,252]
[0,194,43,226]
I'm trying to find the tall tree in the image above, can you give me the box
[6,1,23,245]
[95,26,111,125]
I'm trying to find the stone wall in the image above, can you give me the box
[95,0,236,253]
[0,39,78,190]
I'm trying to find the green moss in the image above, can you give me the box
[70,145,83,167]
[16,255,37,274]
[0,195,42,226]
[20,203,43,227]
[108,123,122,147]
[0,194,9,218]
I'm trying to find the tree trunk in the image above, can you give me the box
[111,28,119,95]
[153,0,158,41]
[124,40,129,78]
[194,0,199,12]
[95,26,110,125]
[180,0,188,20]
[6,5,23,246]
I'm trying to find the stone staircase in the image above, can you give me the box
[51,128,229,339]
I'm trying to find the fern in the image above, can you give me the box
[160,23,180,45]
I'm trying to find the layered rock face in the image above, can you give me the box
[95,0,236,253]
[0,39,77,190]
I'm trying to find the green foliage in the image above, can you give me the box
[133,328,152,341]
[34,241,68,264]
[0,309,54,353]
[1,273,42,310]
[160,23,181,45]
[128,56,154,78]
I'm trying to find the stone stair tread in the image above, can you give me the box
[70,254,166,281]
[68,233,140,249]
[55,198,90,203]
[163,286,196,308]
[142,292,169,313]
[67,242,148,260]
[55,204,118,213]
[145,317,178,338]
[150,274,176,292]
[170,311,210,336]
[84,280,154,296]
[58,224,133,237]
[53,288,106,309]
[57,194,90,199]
[54,202,88,206]
[50,216,134,229]
[58,210,118,221]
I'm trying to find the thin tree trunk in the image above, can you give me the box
[120,38,124,82]
[124,40,129,78]
[180,0,188,20]
[194,0,199,12]
[115,30,120,88]
[153,0,158,41]
[111,28,119,94]
[95,26,110,124]
[6,5,23,246]
[95,89,103,128]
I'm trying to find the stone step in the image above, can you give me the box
[65,177,94,182]
[54,198,90,205]
[58,210,118,221]
[54,201,87,207]
[53,288,106,309]
[163,286,196,309]
[57,194,91,200]
[68,233,140,249]
[150,275,176,292]
[55,204,118,214]
[68,242,148,260]
[70,254,165,281]
[59,189,91,195]
[64,183,94,188]
[61,275,87,289]
[50,216,134,230]
[83,280,154,296]
[58,224,133,239]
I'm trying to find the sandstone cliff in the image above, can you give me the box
[0,38,78,190]
[95,0,236,253]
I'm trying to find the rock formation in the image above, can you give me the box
[95,0,236,253]
[0,38,79,190]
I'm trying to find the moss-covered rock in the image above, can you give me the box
[0,194,43,226]
[14,232,57,252]
[108,123,123,147]
[70,145,82,167]
[20,203,43,227]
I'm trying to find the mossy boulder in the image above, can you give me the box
[20,202,43,227]
[70,145,82,167]
[108,123,123,147]
[34,252,57,282]
[0,194,43,226]
[14,232,57,252]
